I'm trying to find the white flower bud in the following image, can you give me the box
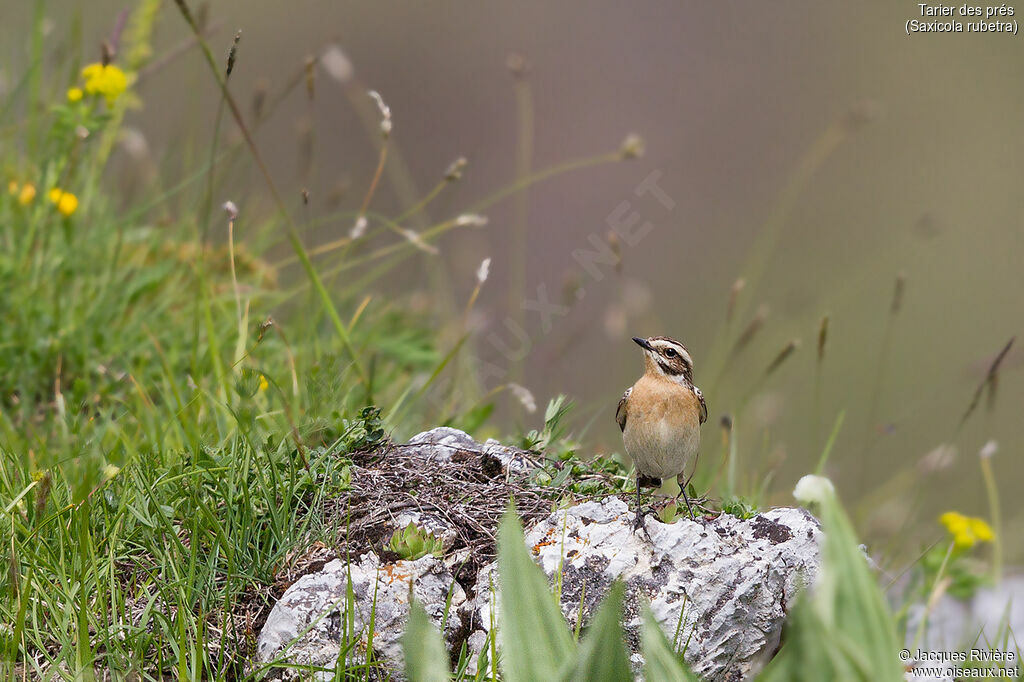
[793,474,835,506]
[368,90,392,137]
[320,45,354,83]
[508,383,536,413]
[401,229,438,255]
[455,214,488,227]
[349,215,368,239]
[476,257,491,285]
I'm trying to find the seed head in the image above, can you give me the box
[368,90,392,137]
[401,229,438,255]
[765,338,800,376]
[618,133,645,160]
[445,157,468,182]
[349,215,368,239]
[817,314,830,363]
[455,214,488,227]
[508,382,536,413]
[320,44,354,83]
[226,30,241,77]
[726,278,746,322]
[476,258,491,285]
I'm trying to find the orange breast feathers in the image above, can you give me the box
[628,375,702,431]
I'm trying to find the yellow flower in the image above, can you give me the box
[8,180,19,195]
[969,517,994,542]
[67,87,84,103]
[258,374,269,392]
[18,183,36,205]
[80,62,129,106]
[939,511,995,550]
[49,188,79,217]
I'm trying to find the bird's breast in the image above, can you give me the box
[621,376,702,478]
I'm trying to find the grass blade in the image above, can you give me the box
[641,606,699,682]
[497,508,575,682]
[572,581,631,681]
[403,598,451,682]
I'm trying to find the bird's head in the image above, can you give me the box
[633,335,694,384]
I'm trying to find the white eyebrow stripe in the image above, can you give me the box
[652,340,692,365]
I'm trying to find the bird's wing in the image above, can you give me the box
[694,386,708,425]
[615,387,631,432]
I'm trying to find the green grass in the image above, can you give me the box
[0,3,635,678]
[1,2,1019,681]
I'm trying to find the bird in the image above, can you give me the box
[616,335,707,530]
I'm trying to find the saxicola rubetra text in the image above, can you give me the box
[616,335,707,528]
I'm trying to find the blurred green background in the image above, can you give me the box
[3,1,1020,556]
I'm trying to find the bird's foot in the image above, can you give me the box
[631,507,655,540]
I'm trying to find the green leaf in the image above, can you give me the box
[641,606,699,682]
[497,507,576,682]
[403,599,452,682]
[572,581,632,681]
[758,489,904,682]
[451,402,494,434]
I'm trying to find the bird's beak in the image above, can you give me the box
[632,336,654,351]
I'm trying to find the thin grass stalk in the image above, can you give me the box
[274,151,621,290]
[27,0,45,155]
[341,69,463,322]
[858,272,906,485]
[290,152,624,293]
[814,313,830,449]
[816,411,845,475]
[94,0,162,170]
[356,143,388,228]
[726,415,739,498]
[979,454,1002,584]
[227,211,242,327]
[187,33,238,402]
[957,337,1014,434]
[910,541,954,654]
[170,0,367,386]
[75,498,95,679]
[704,113,859,390]
[507,54,534,382]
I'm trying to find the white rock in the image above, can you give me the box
[463,498,822,680]
[404,426,534,474]
[255,554,465,680]
[256,428,823,681]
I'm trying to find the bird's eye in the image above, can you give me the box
[664,348,677,357]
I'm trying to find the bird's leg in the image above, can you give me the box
[675,472,695,520]
[680,485,695,520]
[632,475,659,539]
[633,474,645,531]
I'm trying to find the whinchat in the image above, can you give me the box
[616,335,707,528]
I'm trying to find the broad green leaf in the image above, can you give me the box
[759,490,903,682]
[572,581,632,681]
[641,606,700,682]
[498,508,576,682]
[403,599,452,682]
